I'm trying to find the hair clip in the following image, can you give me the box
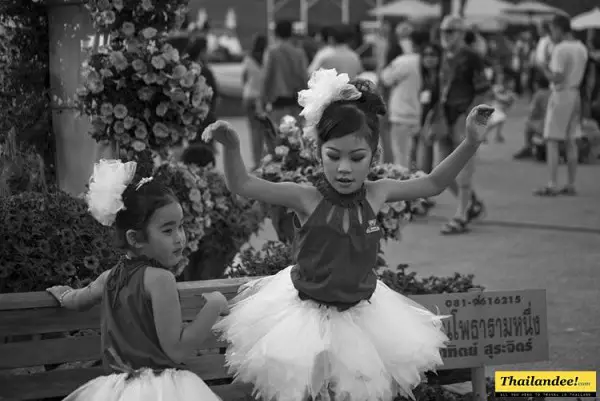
[135,177,154,191]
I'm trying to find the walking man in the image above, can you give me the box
[534,15,588,196]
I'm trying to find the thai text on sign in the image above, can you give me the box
[410,289,548,369]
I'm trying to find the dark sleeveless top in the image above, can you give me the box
[100,256,184,374]
[291,175,382,311]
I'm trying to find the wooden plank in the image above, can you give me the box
[0,277,255,311]
[0,278,253,336]
[0,367,102,401]
[0,307,101,336]
[0,333,226,369]
[0,294,237,336]
[0,355,232,401]
[0,335,99,369]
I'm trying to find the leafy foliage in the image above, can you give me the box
[0,191,121,292]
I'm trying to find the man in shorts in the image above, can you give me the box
[436,16,491,235]
[534,15,588,196]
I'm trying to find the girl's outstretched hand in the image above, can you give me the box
[46,285,72,303]
[201,120,240,149]
[465,104,495,145]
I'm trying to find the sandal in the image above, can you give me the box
[440,218,470,235]
[533,186,559,197]
[558,186,577,196]
[466,197,486,223]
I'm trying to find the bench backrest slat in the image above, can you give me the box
[0,278,250,337]
[0,353,231,401]
[0,332,227,370]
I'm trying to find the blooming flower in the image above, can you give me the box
[132,140,146,152]
[113,0,124,11]
[151,55,166,70]
[132,59,146,72]
[100,103,113,116]
[113,104,128,119]
[155,103,168,117]
[134,124,148,139]
[121,22,135,36]
[153,122,169,138]
[109,51,128,71]
[141,27,157,39]
[141,0,153,11]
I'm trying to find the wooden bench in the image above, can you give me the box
[0,278,253,401]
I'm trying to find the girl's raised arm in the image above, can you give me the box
[47,269,112,311]
[204,121,313,214]
[374,105,493,203]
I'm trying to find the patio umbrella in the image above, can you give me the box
[368,0,440,19]
[461,0,512,17]
[503,1,569,20]
[571,7,600,30]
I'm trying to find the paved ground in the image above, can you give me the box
[218,99,600,385]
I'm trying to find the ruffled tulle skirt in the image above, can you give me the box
[63,368,221,401]
[214,266,448,401]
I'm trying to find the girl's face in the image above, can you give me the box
[422,47,439,69]
[321,133,373,194]
[132,201,186,269]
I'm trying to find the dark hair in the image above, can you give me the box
[331,25,348,44]
[536,73,550,89]
[465,30,476,45]
[552,15,571,34]
[275,20,293,39]
[113,178,178,249]
[182,142,216,167]
[316,79,386,153]
[250,34,268,65]
[541,21,552,36]
[187,36,208,61]
[320,26,333,42]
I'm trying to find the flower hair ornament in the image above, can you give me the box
[86,159,137,226]
[298,69,362,140]
[136,177,154,190]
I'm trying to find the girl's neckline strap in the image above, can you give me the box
[315,174,366,209]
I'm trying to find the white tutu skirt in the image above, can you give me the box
[214,266,448,401]
[63,368,222,401]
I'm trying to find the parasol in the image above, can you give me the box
[571,7,600,30]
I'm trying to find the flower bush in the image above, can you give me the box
[253,115,320,185]
[153,160,216,262]
[78,0,213,162]
[0,1,54,182]
[187,190,265,280]
[152,158,264,280]
[225,240,482,295]
[0,1,49,144]
[84,0,187,34]
[0,191,121,292]
[78,38,213,160]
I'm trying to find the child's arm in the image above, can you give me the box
[145,267,228,364]
[204,121,313,214]
[374,105,493,202]
[46,269,112,311]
